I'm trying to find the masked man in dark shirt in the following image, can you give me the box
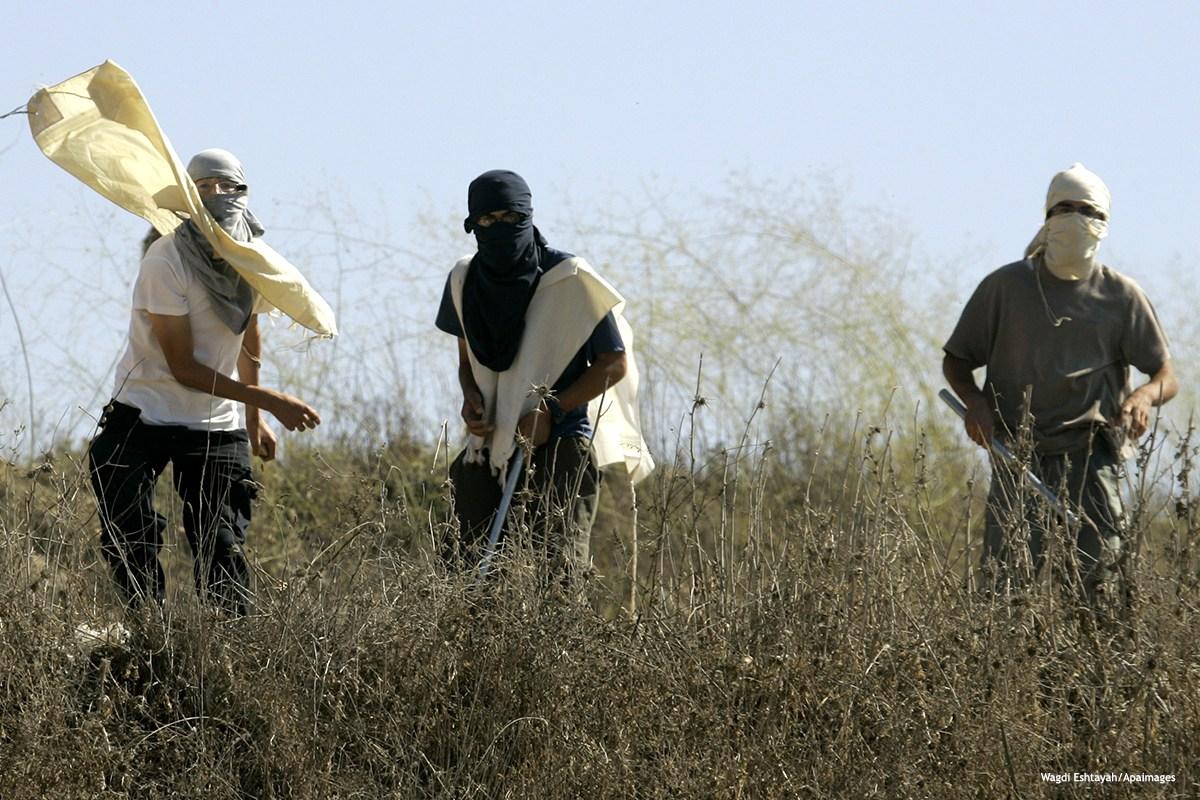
[435,170,637,584]
[943,163,1176,599]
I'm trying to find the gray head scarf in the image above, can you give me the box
[173,148,264,333]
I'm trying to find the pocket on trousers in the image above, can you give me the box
[97,400,141,432]
[229,466,260,531]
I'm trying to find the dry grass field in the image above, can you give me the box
[2,183,1196,797]
[1,409,1197,799]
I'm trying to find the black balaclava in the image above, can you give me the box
[461,170,548,372]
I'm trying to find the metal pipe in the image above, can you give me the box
[477,447,526,579]
[938,388,1079,526]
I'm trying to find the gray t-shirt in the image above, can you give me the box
[944,258,1169,454]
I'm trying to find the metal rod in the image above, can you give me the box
[477,447,526,579]
[938,388,1079,525]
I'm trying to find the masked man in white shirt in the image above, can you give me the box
[89,149,320,616]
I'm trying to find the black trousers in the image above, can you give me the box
[88,401,257,615]
[446,437,600,580]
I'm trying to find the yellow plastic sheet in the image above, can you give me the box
[27,61,337,337]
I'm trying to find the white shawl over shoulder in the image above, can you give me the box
[449,255,654,484]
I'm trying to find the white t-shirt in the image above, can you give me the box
[113,232,256,431]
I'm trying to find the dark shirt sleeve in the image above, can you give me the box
[943,274,997,368]
[547,312,626,439]
[584,311,625,359]
[435,274,464,337]
[1121,284,1170,375]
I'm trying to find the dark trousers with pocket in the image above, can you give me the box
[446,437,600,581]
[983,436,1125,601]
[88,401,257,615]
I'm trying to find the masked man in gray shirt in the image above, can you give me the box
[942,164,1177,600]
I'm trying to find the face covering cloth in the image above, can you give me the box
[25,61,337,337]
[460,170,551,372]
[171,150,264,333]
[187,148,265,242]
[1024,163,1111,281]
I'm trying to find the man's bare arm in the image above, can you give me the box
[236,315,279,459]
[1121,359,1178,438]
[555,351,627,412]
[518,351,628,445]
[147,312,319,432]
[457,337,494,436]
[237,314,262,399]
[942,353,994,448]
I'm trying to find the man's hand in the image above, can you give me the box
[943,355,995,449]
[461,388,494,437]
[963,394,995,448]
[248,413,278,461]
[1121,362,1177,439]
[516,401,552,447]
[265,391,321,432]
[1120,389,1155,439]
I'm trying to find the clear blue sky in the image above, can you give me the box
[1,2,1198,451]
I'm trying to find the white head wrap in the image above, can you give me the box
[1024,163,1111,280]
